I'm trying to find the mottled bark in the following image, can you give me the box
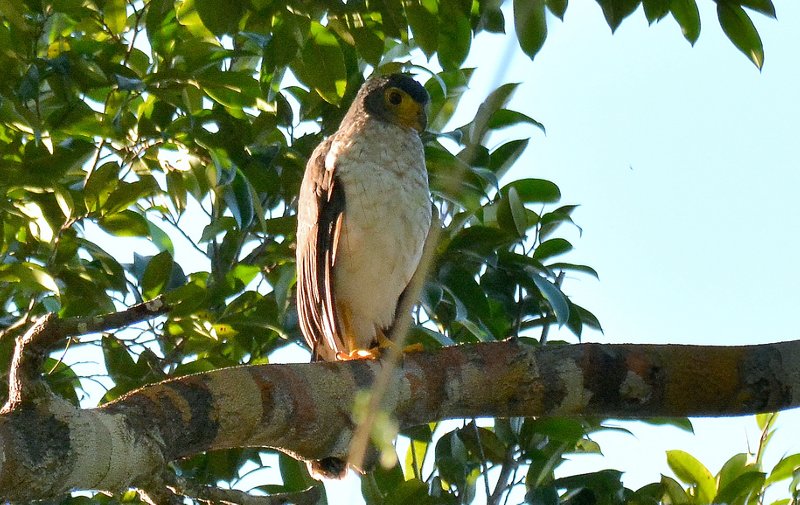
[2,337,800,501]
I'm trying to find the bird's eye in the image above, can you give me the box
[388,91,403,105]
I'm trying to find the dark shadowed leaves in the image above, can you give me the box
[596,0,641,32]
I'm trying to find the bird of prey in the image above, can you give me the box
[295,74,431,477]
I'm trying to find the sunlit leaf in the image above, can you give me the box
[667,450,716,504]
[717,1,764,69]
[103,0,127,33]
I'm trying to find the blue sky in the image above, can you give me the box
[445,0,800,495]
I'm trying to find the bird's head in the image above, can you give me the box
[359,73,430,133]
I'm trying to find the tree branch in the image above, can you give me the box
[2,296,169,412]
[2,333,800,501]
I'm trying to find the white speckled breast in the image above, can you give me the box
[326,118,431,350]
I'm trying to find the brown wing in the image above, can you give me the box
[296,137,346,361]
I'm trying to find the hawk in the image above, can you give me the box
[295,74,432,477]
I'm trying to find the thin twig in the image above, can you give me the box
[348,212,442,471]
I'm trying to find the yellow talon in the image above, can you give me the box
[336,348,381,360]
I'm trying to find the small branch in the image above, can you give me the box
[488,447,517,505]
[2,296,169,412]
[176,483,323,505]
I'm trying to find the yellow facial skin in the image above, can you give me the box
[383,86,428,132]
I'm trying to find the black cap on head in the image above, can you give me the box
[382,73,429,105]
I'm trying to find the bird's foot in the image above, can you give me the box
[376,331,425,354]
[336,348,381,360]
[402,343,425,353]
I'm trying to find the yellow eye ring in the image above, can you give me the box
[387,89,403,105]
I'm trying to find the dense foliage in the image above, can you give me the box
[0,0,790,503]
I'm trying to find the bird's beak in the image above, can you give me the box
[397,101,428,133]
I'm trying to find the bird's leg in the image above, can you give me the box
[334,304,381,360]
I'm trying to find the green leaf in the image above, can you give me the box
[596,0,641,32]
[351,26,385,67]
[278,453,314,491]
[660,475,692,504]
[467,82,519,146]
[222,169,255,229]
[441,265,491,321]
[639,417,693,432]
[717,453,750,491]
[437,7,471,71]
[514,0,547,59]
[194,0,244,35]
[756,411,777,431]
[103,0,127,33]
[103,178,160,215]
[97,210,150,237]
[404,435,430,480]
[715,471,766,504]
[146,220,174,254]
[717,1,764,69]
[198,70,260,109]
[457,424,507,463]
[142,251,175,299]
[487,109,546,133]
[497,186,529,237]
[295,23,347,104]
[384,479,430,505]
[539,205,580,239]
[532,274,570,326]
[376,0,407,39]
[739,0,776,18]
[643,0,670,23]
[766,454,800,485]
[502,178,561,203]
[101,335,137,384]
[434,432,470,489]
[533,238,573,260]
[666,450,716,504]
[546,0,568,20]
[406,2,438,57]
[0,263,60,295]
[671,0,700,45]
[42,358,81,406]
[548,263,599,279]
[445,226,516,257]
[490,139,529,179]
